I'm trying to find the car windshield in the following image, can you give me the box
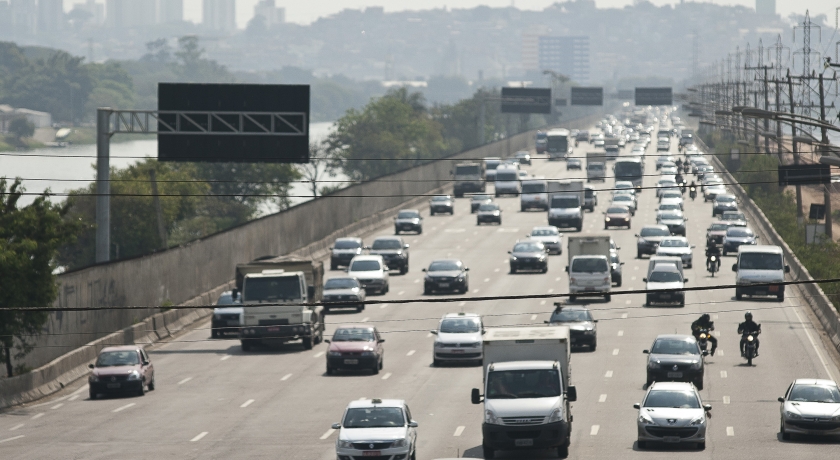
[243,276,302,302]
[325,278,360,290]
[513,243,543,253]
[431,196,449,202]
[531,229,558,237]
[649,270,682,283]
[440,318,481,333]
[343,407,405,428]
[607,207,629,214]
[332,328,375,342]
[659,239,688,248]
[651,339,699,355]
[709,223,729,231]
[722,213,745,220]
[96,350,140,367]
[727,228,753,237]
[350,260,381,271]
[397,211,419,219]
[551,197,580,208]
[522,182,547,193]
[663,193,681,199]
[428,261,461,271]
[658,181,677,187]
[659,204,680,211]
[613,195,632,201]
[372,239,402,250]
[479,204,499,212]
[550,309,593,322]
[471,195,492,201]
[717,196,736,203]
[789,384,840,403]
[644,390,701,408]
[486,369,562,399]
[496,171,519,181]
[334,240,361,250]
[659,213,682,221]
[739,253,783,270]
[641,227,670,237]
[571,257,608,273]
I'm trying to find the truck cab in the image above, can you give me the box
[453,162,486,197]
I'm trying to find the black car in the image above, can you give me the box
[508,240,548,273]
[422,259,469,294]
[712,194,738,217]
[644,335,706,390]
[636,225,671,258]
[367,236,410,274]
[429,195,454,215]
[394,209,423,234]
[546,305,597,350]
[656,212,687,237]
[470,194,493,213]
[477,203,502,225]
[330,237,364,270]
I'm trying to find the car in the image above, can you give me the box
[712,194,738,216]
[323,277,366,312]
[346,255,390,295]
[604,205,632,229]
[656,139,670,152]
[368,236,410,274]
[330,237,364,270]
[644,264,688,307]
[719,211,747,227]
[431,312,484,365]
[546,305,598,350]
[212,290,241,338]
[706,222,732,246]
[656,155,675,170]
[494,165,521,197]
[325,325,385,374]
[394,209,423,234]
[696,165,715,180]
[611,194,637,215]
[722,226,758,255]
[635,381,710,450]
[470,194,493,213]
[643,334,705,389]
[655,237,694,268]
[660,164,678,176]
[88,346,155,399]
[332,399,418,460]
[703,184,727,202]
[593,139,605,148]
[656,203,683,216]
[509,240,549,273]
[518,170,529,179]
[655,179,679,198]
[423,259,469,294]
[583,186,598,212]
[657,212,687,236]
[636,225,672,258]
[700,172,721,185]
[429,195,454,215]
[614,181,637,196]
[514,151,532,165]
[567,158,582,170]
[477,203,502,225]
[527,226,563,254]
[659,190,684,207]
[778,379,840,440]
[610,251,624,286]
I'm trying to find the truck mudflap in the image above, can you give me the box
[482,420,570,450]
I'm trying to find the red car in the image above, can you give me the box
[604,205,632,229]
[88,345,155,399]
[325,325,385,375]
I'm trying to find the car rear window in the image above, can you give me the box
[372,239,402,250]
[334,240,361,250]
[325,278,360,290]
[350,260,381,271]
[571,257,608,272]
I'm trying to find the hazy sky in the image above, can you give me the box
[67,1,837,27]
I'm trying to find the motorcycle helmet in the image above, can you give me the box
[744,311,753,321]
[701,313,710,321]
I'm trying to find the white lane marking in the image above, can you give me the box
[456,245,462,249]
[494,268,500,272]
[320,429,336,440]
[618,330,624,336]
[426,333,433,338]
[531,315,538,320]
[555,277,561,282]
[68,395,79,402]
[625,300,631,305]
[31,413,43,420]
[414,279,420,284]
[361,317,369,322]
[501,259,508,263]
[720,371,728,378]
[9,424,24,431]
[407,350,416,356]
[240,399,255,408]
[453,426,465,437]
[382,373,392,380]
[497,228,520,233]
[70,386,88,396]
[191,432,209,442]
[590,425,600,435]
[599,394,608,403]
[473,289,479,293]
[631,276,636,281]
[723,396,731,405]
[540,300,546,305]
[712,314,719,320]
[612,349,619,356]
[0,435,24,444]
[380,304,389,309]
[112,403,135,413]
[50,403,63,410]
[790,305,838,381]
[281,373,292,381]
[547,288,554,293]
[358,397,367,400]
[726,426,735,436]
[718,350,724,356]
[220,355,231,361]
[178,377,192,385]
[621,313,628,319]
[634,266,639,270]
[484,278,490,283]
[605,370,613,378]
[459,301,466,307]
[445,228,465,233]
[398,291,405,295]
[314,351,325,358]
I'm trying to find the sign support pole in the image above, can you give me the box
[96,107,112,263]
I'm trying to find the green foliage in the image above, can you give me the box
[84,62,135,115]
[0,178,81,377]
[8,117,34,139]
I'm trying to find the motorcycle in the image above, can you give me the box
[689,187,697,201]
[695,325,714,355]
[742,327,760,365]
[706,254,719,276]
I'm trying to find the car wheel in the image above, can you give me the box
[521,206,526,212]
[590,341,597,352]
[400,265,408,275]
[483,444,495,459]
[138,382,146,397]
[379,357,384,370]
[423,287,431,295]
[241,340,252,352]
[557,445,569,458]
[89,389,97,400]
[604,225,609,230]
[330,261,337,271]
[356,305,363,312]
[541,266,548,273]
[326,366,334,375]
[430,210,435,216]
[694,378,704,390]
[646,295,652,306]
[211,327,219,339]
[777,293,784,301]
[394,228,400,234]
[372,361,380,375]
[697,441,706,450]
[148,375,155,391]
[637,251,643,259]
[735,290,743,301]
[417,228,423,234]
[510,266,516,274]
[722,249,727,256]
[781,417,791,440]
[569,295,576,302]
[637,440,647,449]
[616,277,622,287]
[604,294,611,302]
[433,358,440,367]
[302,337,313,350]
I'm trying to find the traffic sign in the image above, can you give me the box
[778,164,832,186]
[501,87,552,114]
[635,87,673,106]
[571,87,604,106]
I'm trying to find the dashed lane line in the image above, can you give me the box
[459,301,466,307]
[612,349,619,356]
[720,371,728,379]
[540,300,546,305]
[427,333,433,338]
[590,425,600,436]
[494,268,500,272]
[631,276,636,281]
[281,374,292,381]
[453,426,465,437]
[398,291,405,296]
[380,304,389,309]
[726,427,735,436]
[618,330,624,336]
[625,300,631,305]
[484,278,490,283]
[220,355,231,361]
[718,350,724,356]
[31,413,43,420]
[112,403,135,413]
[621,313,628,319]
[605,371,613,378]
[531,315,538,321]
[414,279,420,284]
[50,403,63,410]
[361,317,369,322]
[178,377,192,385]
[240,399,255,408]
[555,277,561,282]
[191,432,208,442]
[407,350,416,356]
[320,429,336,440]
[0,435,24,444]
[314,351,325,358]
[598,394,607,403]
[723,396,731,404]
[9,424,24,431]
[472,289,479,293]
[382,373,392,380]
[547,288,554,293]
[68,395,79,402]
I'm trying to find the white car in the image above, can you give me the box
[656,202,683,216]
[656,155,676,170]
[431,312,484,365]
[779,379,840,440]
[635,382,709,449]
[655,237,695,268]
[644,264,687,306]
[656,179,679,198]
[333,399,418,460]
[611,194,637,214]
[614,181,637,197]
[527,226,563,254]
[346,255,390,295]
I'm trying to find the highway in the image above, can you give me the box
[2,125,840,459]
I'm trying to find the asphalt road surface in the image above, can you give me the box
[2,124,839,459]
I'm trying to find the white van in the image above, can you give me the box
[567,255,611,302]
[494,165,521,197]
[520,178,548,211]
[732,245,789,301]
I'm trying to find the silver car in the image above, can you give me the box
[431,312,484,365]
[779,378,840,440]
[635,381,710,450]
[527,226,563,254]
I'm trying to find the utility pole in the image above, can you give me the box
[96,108,112,263]
[149,169,168,249]
[818,72,833,239]
[787,74,805,224]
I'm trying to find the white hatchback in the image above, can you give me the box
[333,399,418,460]
[347,255,390,295]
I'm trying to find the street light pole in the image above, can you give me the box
[818,72,833,239]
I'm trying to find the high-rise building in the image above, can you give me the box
[37,0,63,33]
[537,36,590,84]
[755,0,776,16]
[203,0,235,32]
[10,0,37,36]
[106,0,155,29]
[0,1,11,35]
[158,0,183,24]
[73,0,105,25]
[253,0,284,28]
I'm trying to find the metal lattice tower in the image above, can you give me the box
[793,10,821,118]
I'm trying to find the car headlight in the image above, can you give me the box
[638,413,656,425]
[391,439,408,448]
[468,342,482,348]
[485,409,502,425]
[434,341,446,348]
[510,256,518,261]
[785,411,802,420]
[457,276,465,282]
[328,351,342,357]
[584,329,596,335]
[831,415,840,422]
[127,370,141,381]
[689,416,705,426]
[538,255,546,261]
[89,374,99,383]
[648,361,660,369]
[690,361,702,370]
[547,408,563,423]
[605,217,611,222]
[336,440,353,448]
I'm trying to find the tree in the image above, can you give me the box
[8,117,34,140]
[299,141,335,197]
[0,179,80,377]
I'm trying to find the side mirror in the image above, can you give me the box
[404,244,410,249]
[565,266,569,272]
[684,278,689,283]
[88,363,95,369]
[566,385,577,402]
[430,330,438,335]
[643,349,650,354]
[142,360,150,366]
[507,251,512,254]
[778,397,785,403]
[642,278,648,282]
[465,267,470,271]
[732,264,738,272]
[691,245,696,248]
[544,320,550,324]
[231,288,239,299]
[703,404,712,411]
[378,339,385,343]
[421,268,427,272]
[307,285,316,299]
[331,423,341,430]
[633,403,641,409]
[471,388,483,404]
[328,247,333,250]
[785,265,790,273]
[620,262,625,266]
[324,339,331,343]
[409,421,419,428]
[616,246,621,250]
[634,234,640,238]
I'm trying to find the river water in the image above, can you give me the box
[0,121,347,209]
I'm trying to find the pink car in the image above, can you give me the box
[325,325,385,375]
[88,345,155,399]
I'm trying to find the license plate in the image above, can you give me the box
[362,451,381,457]
[344,359,359,365]
[451,350,465,354]
[227,320,239,326]
[267,326,280,332]
[514,439,534,447]
[663,436,680,443]
[660,294,671,299]
[571,338,578,343]
[584,287,596,291]
[769,285,779,292]
[438,283,450,288]
[107,383,120,389]
[667,372,683,378]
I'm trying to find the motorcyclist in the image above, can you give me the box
[705,243,721,271]
[738,311,761,357]
[689,181,697,200]
[691,314,718,356]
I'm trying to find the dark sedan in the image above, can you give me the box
[644,335,706,390]
[423,259,469,294]
[477,203,502,225]
[712,194,738,217]
[394,209,423,234]
[470,194,493,213]
[429,195,454,215]
[636,225,672,258]
[546,305,597,350]
[722,226,758,255]
[509,240,548,273]
[604,205,632,229]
